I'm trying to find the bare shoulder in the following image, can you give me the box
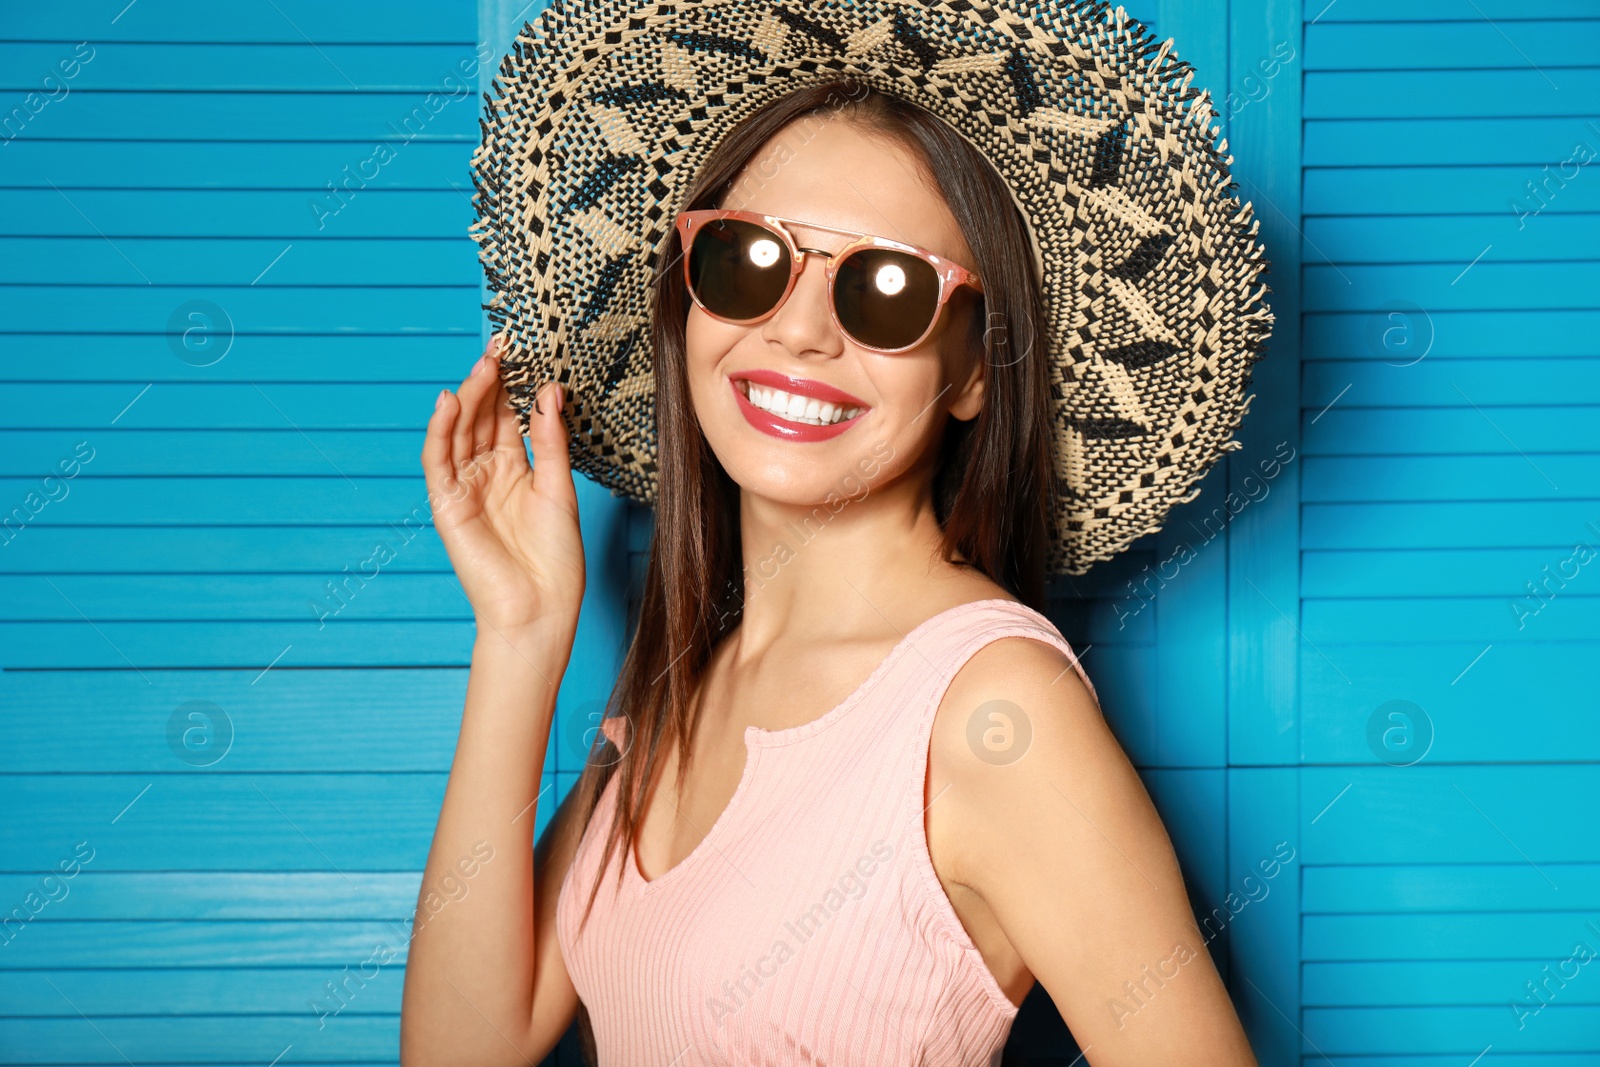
[924,624,1259,1060]
[931,624,1106,773]
[927,628,1119,887]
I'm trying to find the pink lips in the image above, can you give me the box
[729,369,869,442]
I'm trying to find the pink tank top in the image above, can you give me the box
[555,597,1098,1065]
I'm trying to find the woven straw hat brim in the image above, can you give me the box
[469,0,1275,575]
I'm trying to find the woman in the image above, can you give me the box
[400,75,1262,1065]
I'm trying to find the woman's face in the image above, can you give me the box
[683,118,985,508]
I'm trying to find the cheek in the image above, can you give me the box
[684,308,742,375]
[683,311,730,404]
[870,353,947,423]
[851,356,949,460]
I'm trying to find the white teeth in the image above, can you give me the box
[740,380,862,426]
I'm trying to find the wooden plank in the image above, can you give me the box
[1147,0,1232,781]
[3,1,476,41]
[0,286,479,333]
[1309,0,1600,19]
[1302,456,1600,502]
[0,770,578,870]
[1155,461,1230,767]
[1305,1058,1599,1066]
[1304,311,1600,361]
[1303,865,1600,914]
[0,43,494,92]
[1302,766,1600,864]
[0,526,453,571]
[1304,501,1600,548]
[2,92,480,142]
[1228,768,1302,1064]
[1306,71,1591,120]
[1307,119,1600,168]
[0,871,422,918]
[0,335,476,383]
[1305,263,1599,313]
[1303,548,1600,596]
[1303,1005,1600,1055]
[1303,408,1598,456]
[0,189,474,237]
[1227,0,1302,769]
[0,139,469,189]
[1305,162,1600,211]
[1306,960,1600,1007]
[1304,596,1600,644]
[1304,215,1599,264]
[0,774,446,871]
[0,477,446,523]
[0,669,472,772]
[1300,642,1597,763]
[0,620,480,668]
[0,431,438,477]
[0,565,1143,644]
[0,384,461,429]
[1304,358,1600,408]
[1305,21,1600,71]
[1305,913,1600,962]
[0,1014,398,1064]
[0,966,405,1015]
[0,237,478,285]
[0,649,598,779]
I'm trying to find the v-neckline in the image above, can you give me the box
[625,596,1024,893]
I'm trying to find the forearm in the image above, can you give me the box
[400,624,573,1065]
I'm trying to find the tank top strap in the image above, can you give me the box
[920,598,1097,706]
[817,597,1098,761]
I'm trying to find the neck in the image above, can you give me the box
[731,459,963,657]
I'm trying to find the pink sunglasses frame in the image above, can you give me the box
[673,207,985,354]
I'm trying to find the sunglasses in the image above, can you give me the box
[674,208,984,354]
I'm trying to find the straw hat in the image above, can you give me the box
[468,0,1275,575]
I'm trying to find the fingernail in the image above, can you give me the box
[435,389,448,411]
[556,383,565,412]
[473,354,487,374]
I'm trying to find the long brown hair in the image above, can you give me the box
[563,79,1056,949]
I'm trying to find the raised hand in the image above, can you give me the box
[421,334,585,638]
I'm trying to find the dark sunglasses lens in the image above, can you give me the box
[834,248,943,350]
[686,219,791,321]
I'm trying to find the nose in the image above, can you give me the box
[759,246,843,357]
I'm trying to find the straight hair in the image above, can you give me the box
[560,77,1058,1003]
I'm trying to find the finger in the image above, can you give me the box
[470,342,501,463]
[451,342,498,474]
[421,386,462,507]
[528,379,577,508]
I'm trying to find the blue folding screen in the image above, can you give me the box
[2,0,1595,1064]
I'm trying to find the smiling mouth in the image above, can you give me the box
[735,378,864,427]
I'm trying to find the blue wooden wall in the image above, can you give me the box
[1084,2,1600,1063]
[1287,2,1600,1062]
[3,0,1596,1064]
[0,1,628,1061]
